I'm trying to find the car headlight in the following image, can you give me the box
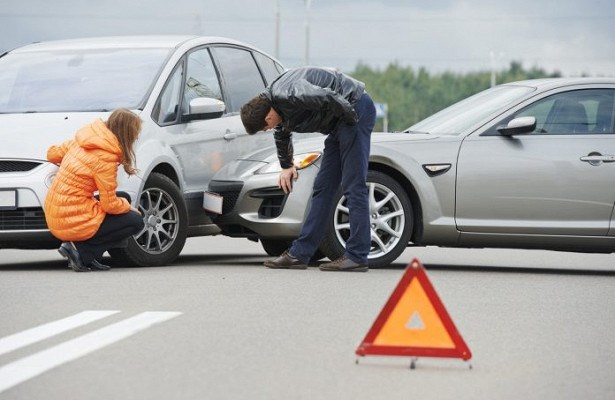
[256,152,321,174]
[45,172,57,188]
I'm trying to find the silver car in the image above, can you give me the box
[0,35,285,266]
[208,77,615,268]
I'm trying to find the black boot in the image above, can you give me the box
[58,242,89,272]
[88,260,111,271]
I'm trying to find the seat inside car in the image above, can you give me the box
[543,98,589,134]
[592,97,615,133]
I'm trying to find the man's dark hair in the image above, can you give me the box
[240,95,271,134]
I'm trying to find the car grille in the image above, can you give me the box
[220,191,241,215]
[250,188,287,218]
[0,207,48,230]
[0,161,42,172]
[207,181,244,215]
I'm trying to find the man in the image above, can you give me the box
[240,66,376,272]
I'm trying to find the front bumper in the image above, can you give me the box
[208,164,319,240]
[0,160,59,248]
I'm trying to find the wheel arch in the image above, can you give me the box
[368,161,424,244]
[149,162,181,188]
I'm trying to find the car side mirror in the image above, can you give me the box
[497,116,537,136]
[185,97,226,121]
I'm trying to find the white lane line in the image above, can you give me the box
[0,310,120,357]
[0,311,182,394]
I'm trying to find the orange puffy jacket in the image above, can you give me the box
[44,119,131,241]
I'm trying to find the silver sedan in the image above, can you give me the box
[208,77,615,268]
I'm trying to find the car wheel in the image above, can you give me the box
[319,170,413,268]
[109,172,188,266]
[260,239,291,256]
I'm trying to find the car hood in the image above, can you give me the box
[0,112,123,160]
[237,131,437,163]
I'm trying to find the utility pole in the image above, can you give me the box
[490,51,504,87]
[490,51,496,87]
[304,0,312,65]
[274,0,280,59]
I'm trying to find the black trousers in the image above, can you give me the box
[73,192,145,266]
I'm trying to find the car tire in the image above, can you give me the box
[260,239,291,256]
[109,172,188,267]
[319,170,413,268]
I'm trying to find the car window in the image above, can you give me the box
[407,85,535,135]
[182,48,222,115]
[515,89,615,135]
[253,52,282,86]
[153,63,183,125]
[0,48,170,112]
[210,46,266,113]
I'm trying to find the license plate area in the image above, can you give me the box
[203,191,223,214]
[0,190,17,209]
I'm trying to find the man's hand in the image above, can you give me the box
[278,166,298,193]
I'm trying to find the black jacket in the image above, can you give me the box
[261,67,366,169]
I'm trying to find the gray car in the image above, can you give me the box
[0,35,286,266]
[208,77,615,268]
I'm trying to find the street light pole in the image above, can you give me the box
[490,51,504,87]
[490,51,496,87]
[274,0,280,59]
[304,0,312,65]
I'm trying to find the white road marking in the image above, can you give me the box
[0,310,120,356]
[0,311,182,394]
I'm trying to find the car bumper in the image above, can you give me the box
[0,160,59,248]
[209,162,319,239]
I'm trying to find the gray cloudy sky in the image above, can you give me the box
[1,0,614,77]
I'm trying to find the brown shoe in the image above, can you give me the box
[264,250,308,270]
[319,256,368,272]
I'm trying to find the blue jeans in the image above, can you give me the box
[290,93,376,264]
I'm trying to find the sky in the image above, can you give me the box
[1,0,614,77]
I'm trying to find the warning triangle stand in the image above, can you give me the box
[356,258,471,368]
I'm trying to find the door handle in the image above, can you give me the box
[223,132,238,141]
[580,152,615,166]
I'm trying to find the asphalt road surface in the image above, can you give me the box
[1,236,614,400]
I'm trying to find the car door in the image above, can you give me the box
[455,87,615,236]
[207,46,274,165]
[158,46,273,192]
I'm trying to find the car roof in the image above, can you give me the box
[9,35,258,53]
[504,77,615,90]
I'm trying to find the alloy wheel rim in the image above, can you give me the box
[333,182,405,259]
[135,188,179,254]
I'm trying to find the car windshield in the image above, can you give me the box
[0,47,171,113]
[406,85,535,135]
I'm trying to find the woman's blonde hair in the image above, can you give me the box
[105,108,142,175]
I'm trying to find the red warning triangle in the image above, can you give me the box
[356,258,471,360]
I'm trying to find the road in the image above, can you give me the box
[1,236,615,400]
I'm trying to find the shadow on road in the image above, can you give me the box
[0,259,66,271]
[385,261,615,276]
[172,253,268,267]
[3,253,615,276]
[0,253,270,271]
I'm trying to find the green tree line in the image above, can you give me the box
[348,61,561,131]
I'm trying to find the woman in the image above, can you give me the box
[44,108,145,272]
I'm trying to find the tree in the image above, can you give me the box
[349,61,561,131]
